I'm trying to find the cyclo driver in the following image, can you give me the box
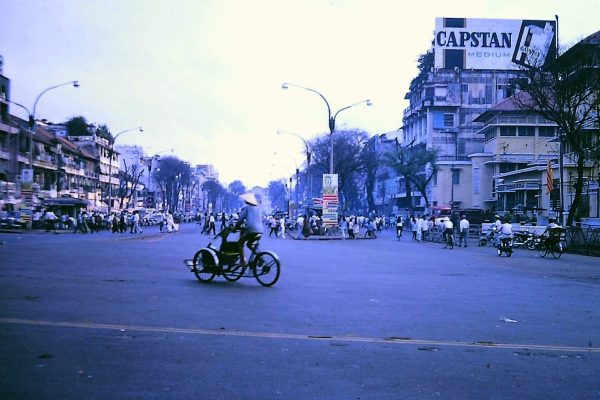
[235,192,263,267]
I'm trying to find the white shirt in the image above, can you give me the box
[459,218,470,232]
[443,220,454,230]
[498,223,513,235]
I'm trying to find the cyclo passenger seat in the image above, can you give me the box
[547,227,565,243]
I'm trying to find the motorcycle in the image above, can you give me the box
[479,226,497,246]
[524,232,541,250]
[512,231,532,249]
[496,236,513,257]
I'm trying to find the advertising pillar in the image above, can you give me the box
[322,174,338,227]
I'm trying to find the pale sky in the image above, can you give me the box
[2,0,599,188]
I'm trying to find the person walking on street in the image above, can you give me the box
[269,216,279,237]
[458,215,470,247]
[279,216,286,239]
[208,213,216,235]
[410,216,418,240]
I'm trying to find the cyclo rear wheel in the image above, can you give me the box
[537,241,548,258]
[551,242,563,259]
[253,251,280,287]
[193,249,217,283]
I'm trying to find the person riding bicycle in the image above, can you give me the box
[495,218,513,247]
[542,218,563,244]
[235,192,263,267]
[441,218,454,243]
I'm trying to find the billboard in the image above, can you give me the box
[322,174,338,227]
[434,18,556,70]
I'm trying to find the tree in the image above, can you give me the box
[117,159,144,208]
[308,129,369,211]
[360,137,381,213]
[515,36,600,226]
[96,124,112,141]
[202,179,225,211]
[383,139,439,211]
[66,116,90,136]
[268,180,287,211]
[154,156,192,211]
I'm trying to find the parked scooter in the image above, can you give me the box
[479,226,497,246]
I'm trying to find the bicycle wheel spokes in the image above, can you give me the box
[193,249,217,283]
[552,243,563,259]
[223,262,246,282]
[253,252,280,287]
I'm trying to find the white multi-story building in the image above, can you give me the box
[401,17,558,213]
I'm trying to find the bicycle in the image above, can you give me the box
[184,227,281,286]
[536,229,565,259]
[443,229,455,249]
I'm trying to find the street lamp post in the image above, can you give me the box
[276,129,312,202]
[282,83,371,174]
[8,80,80,173]
[107,127,143,215]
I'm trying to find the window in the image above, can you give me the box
[519,126,535,136]
[457,140,466,155]
[433,170,438,186]
[539,126,556,137]
[500,126,516,136]
[452,169,460,185]
[444,113,454,127]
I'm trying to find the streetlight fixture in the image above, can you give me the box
[9,80,80,175]
[282,82,371,174]
[277,129,313,202]
[107,126,143,215]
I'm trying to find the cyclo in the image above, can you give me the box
[536,227,566,259]
[185,226,281,286]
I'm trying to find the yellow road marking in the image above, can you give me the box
[1,317,598,353]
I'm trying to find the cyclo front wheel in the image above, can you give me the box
[193,249,217,283]
[253,251,280,287]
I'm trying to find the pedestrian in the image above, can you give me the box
[159,212,165,232]
[296,214,304,239]
[410,216,418,240]
[269,216,279,237]
[132,210,143,234]
[279,215,286,239]
[44,209,57,232]
[352,217,360,239]
[339,216,348,239]
[420,215,429,241]
[111,215,119,233]
[73,211,89,234]
[220,212,227,230]
[395,215,403,239]
[416,215,423,241]
[459,214,470,247]
[208,213,216,235]
[302,215,312,239]
[119,214,126,233]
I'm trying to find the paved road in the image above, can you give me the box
[1,225,599,399]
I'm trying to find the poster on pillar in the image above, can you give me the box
[322,174,339,227]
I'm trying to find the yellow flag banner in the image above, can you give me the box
[546,160,554,194]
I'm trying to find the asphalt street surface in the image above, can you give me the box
[1,224,599,399]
